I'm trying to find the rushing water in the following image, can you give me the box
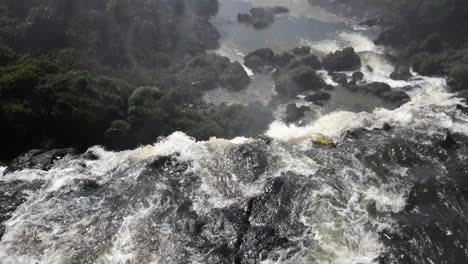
[1,0,468,263]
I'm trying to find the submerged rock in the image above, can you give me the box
[4,148,76,175]
[323,47,362,72]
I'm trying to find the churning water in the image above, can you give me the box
[1,0,468,263]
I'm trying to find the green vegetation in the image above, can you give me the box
[0,0,269,160]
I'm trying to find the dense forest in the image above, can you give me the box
[0,0,271,161]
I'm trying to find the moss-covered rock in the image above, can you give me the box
[179,53,249,91]
[322,47,361,72]
[275,65,326,98]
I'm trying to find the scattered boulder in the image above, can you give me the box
[245,48,275,73]
[330,72,348,85]
[359,18,380,27]
[274,52,295,68]
[322,47,362,72]
[4,148,77,175]
[364,82,392,95]
[352,71,364,82]
[220,62,251,91]
[294,54,322,70]
[390,65,413,81]
[237,6,289,29]
[366,65,374,72]
[275,65,326,98]
[383,90,411,106]
[304,92,331,104]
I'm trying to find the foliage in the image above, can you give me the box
[450,64,468,91]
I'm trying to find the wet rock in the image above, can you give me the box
[292,46,311,56]
[384,53,398,64]
[228,141,269,182]
[380,178,468,264]
[238,6,289,29]
[220,62,251,91]
[364,82,392,96]
[313,135,335,146]
[293,54,322,70]
[304,92,331,104]
[352,71,364,82]
[274,52,295,68]
[390,65,413,81]
[275,65,326,98]
[322,47,362,72]
[235,226,290,264]
[285,103,306,123]
[245,48,275,73]
[0,180,44,239]
[4,148,76,175]
[359,18,380,27]
[330,72,348,85]
[382,90,411,106]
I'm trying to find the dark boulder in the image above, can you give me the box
[4,148,77,175]
[292,46,311,56]
[390,65,413,81]
[364,82,392,96]
[275,65,326,98]
[220,62,251,91]
[383,90,411,106]
[330,72,348,85]
[359,18,380,27]
[285,103,306,123]
[366,65,374,72]
[294,54,322,70]
[322,47,362,72]
[241,6,289,29]
[352,71,364,82]
[304,92,331,104]
[245,48,275,73]
[274,52,295,68]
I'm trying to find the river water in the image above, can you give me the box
[1,0,468,263]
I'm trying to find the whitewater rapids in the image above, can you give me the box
[1,1,468,263]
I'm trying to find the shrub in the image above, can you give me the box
[412,52,443,75]
[449,64,468,91]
